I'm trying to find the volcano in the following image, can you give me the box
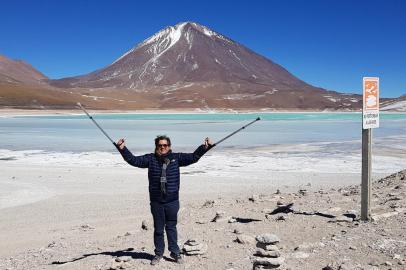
[49,22,363,110]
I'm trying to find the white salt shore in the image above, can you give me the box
[0,160,405,269]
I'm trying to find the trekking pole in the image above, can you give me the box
[76,103,118,148]
[211,117,261,148]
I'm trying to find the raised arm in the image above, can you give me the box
[178,137,213,167]
[117,138,150,168]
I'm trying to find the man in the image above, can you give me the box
[116,135,212,265]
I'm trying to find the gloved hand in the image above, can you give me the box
[116,138,125,150]
[204,137,213,150]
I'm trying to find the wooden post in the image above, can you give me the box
[361,128,372,221]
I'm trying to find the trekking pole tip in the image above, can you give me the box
[256,117,261,121]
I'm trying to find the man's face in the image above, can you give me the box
[156,139,171,155]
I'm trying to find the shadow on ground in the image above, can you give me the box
[51,248,154,265]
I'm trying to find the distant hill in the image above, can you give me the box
[381,94,406,112]
[0,55,48,84]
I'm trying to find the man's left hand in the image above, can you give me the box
[204,137,213,149]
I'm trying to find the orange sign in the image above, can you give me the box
[363,77,379,129]
[363,77,379,111]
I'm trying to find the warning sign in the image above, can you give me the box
[363,77,379,129]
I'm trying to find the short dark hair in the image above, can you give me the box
[155,135,171,147]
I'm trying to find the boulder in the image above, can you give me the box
[256,234,280,245]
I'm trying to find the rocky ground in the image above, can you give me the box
[0,170,405,270]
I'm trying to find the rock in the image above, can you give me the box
[291,251,309,259]
[396,207,406,213]
[121,256,131,262]
[236,234,256,245]
[322,266,335,270]
[254,248,280,258]
[109,261,123,270]
[257,242,281,250]
[298,189,308,196]
[183,239,208,255]
[265,245,280,252]
[141,220,148,230]
[211,211,229,222]
[338,189,351,196]
[47,241,56,248]
[80,224,95,231]
[228,217,237,223]
[253,257,284,268]
[202,200,215,208]
[253,266,271,270]
[183,243,207,252]
[256,234,280,245]
[184,239,201,246]
[249,194,260,202]
[393,254,401,260]
[276,215,286,221]
[124,232,131,236]
[185,247,208,255]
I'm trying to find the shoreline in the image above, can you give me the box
[0,108,397,117]
[1,108,405,117]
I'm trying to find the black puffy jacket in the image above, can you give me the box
[119,145,208,202]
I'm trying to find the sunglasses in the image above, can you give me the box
[158,144,169,148]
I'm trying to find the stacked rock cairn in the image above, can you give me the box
[182,239,208,256]
[252,233,284,269]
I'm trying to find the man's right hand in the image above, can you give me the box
[117,138,125,150]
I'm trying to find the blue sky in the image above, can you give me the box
[1,0,405,97]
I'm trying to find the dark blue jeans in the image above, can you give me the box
[150,200,180,256]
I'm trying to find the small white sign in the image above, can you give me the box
[363,77,379,129]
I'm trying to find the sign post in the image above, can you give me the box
[361,77,379,221]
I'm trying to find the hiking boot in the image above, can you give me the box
[150,255,163,265]
[170,252,184,264]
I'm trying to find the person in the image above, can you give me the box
[116,135,213,265]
